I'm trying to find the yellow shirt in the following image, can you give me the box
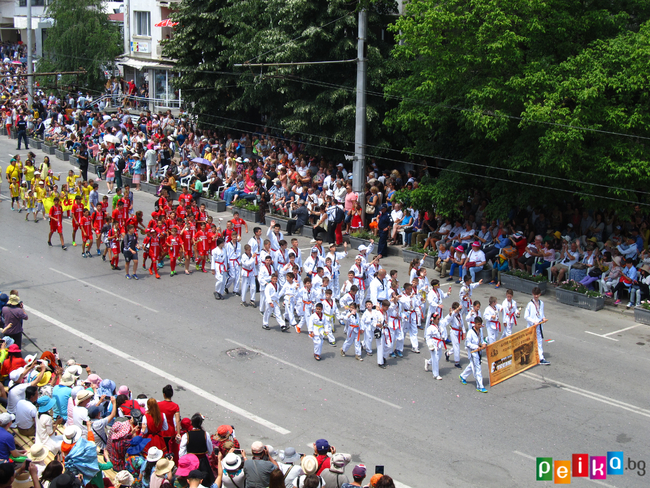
[34,186,46,202]
[24,165,35,183]
[12,162,22,180]
[25,194,35,208]
[6,164,15,180]
[10,183,20,197]
[67,175,79,190]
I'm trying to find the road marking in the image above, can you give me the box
[585,324,641,341]
[521,372,650,419]
[513,451,618,487]
[49,268,159,313]
[226,339,402,409]
[584,331,618,341]
[0,246,7,251]
[24,306,291,435]
[603,324,641,337]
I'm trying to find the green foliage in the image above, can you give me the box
[386,0,650,216]
[351,229,375,240]
[559,280,601,297]
[40,0,122,91]
[166,0,403,158]
[233,199,259,211]
[505,269,548,283]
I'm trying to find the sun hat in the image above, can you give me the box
[0,412,15,426]
[76,390,93,403]
[8,344,21,353]
[49,472,82,488]
[471,241,481,247]
[251,441,265,454]
[63,425,82,444]
[7,295,20,306]
[37,371,52,387]
[330,453,351,474]
[70,385,84,399]
[146,446,164,463]
[9,368,24,383]
[24,355,36,366]
[221,453,243,471]
[37,395,56,413]
[279,447,301,465]
[176,454,199,477]
[154,458,175,477]
[113,471,134,488]
[2,336,14,347]
[613,256,622,266]
[588,237,598,243]
[27,444,50,462]
[97,379,116,397]
[60,372,76,387]
[216,425,232,438]
[110,421,132,440]
[352,464,367,478]
[65,365,83,377]
[86,374,102,387]
[126,436,151,456]
[117,385,130,396]
[301,455,318,475]
[553,231,562,239]
[455,246,464,253]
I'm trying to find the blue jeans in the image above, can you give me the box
[449,262,461,279]
[224,187,238,205]
[462,265,484,282]
[534,261,551,276]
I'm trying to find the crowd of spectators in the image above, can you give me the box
[0,313,396,488]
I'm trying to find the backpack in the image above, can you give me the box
[334,206,345,224]
[116,156,126,171]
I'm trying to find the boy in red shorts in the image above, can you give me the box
[144,228,162,278]
[223,220,234,243]
[166,226,182,277]
[47,197,67,250]
[231,211,248,237]
[92,205,107,256]
[193,222,209,272]
[80,208,94,258]
[181,215,196,275]
[107,221,122,270]
[112,200,127,234]
[71,195,85,247]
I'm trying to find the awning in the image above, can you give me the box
[117,57,176,71]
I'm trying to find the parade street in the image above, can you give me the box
[1,137,649,487]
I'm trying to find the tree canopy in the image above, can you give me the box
[165,0,402,158]
[386,0,650,218]
[40,0,122,91]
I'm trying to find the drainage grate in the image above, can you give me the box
[226,348,259,359]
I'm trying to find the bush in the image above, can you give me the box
[505,269,548,283]
[558,280,601,297]
[234,198,259,212]
[350,229,374,240]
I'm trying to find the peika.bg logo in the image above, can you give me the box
[536,452,646,483]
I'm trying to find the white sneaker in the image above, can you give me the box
[424,360,429,372]
[436,376,442,380]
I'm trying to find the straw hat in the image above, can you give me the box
[154,458,175,477]
[27,444,50,462]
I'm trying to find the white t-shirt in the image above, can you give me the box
[7,383,30,415]
[15,399,37,430]
[72,405,89,434]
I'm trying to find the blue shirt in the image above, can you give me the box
[622,266,638,288]
[52,384,72,420]
[0,427,16,461]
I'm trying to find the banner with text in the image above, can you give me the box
[486,326,539,386]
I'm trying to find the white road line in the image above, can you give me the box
[521,372,650,419]
[584,331,619,342]
[226,338,402,410]
[513,451,618,487]
[49,268,159,313]
[0,246,7,251]
[603,324,642,337]
[24,306,291,435]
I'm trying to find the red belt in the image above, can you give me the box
[433,337,447,350]
[390,316,401,330]
[451,326,465,342]
[507,312,517,326]
[489,319,501,332]
[355,277,366,290]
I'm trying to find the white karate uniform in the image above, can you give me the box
[361,309,376,354]
[341,312,363,356]
[312,275,324,301]
[460,327,484,389]
[263,282,286,328]
[376,310,391,365]
[441,311,464,364]
[350,262,367,305]
[427,287,449,339]
[279,281,299,326]
[524,298,546,361]
[258,262,275,314]
[240,253,257,304]
[225,241,241,293]
[297,288,316,332]
[500,298,518,338]
[338,291,357,321]
[309,311,327,356]
[273,248,290,287]
[369,277,389,307]
[387,301,403,354]
[399,293,419,351]
[483,304,502,344]
[325,250,346,297]
[459,282,480,328]
[289,246,303,269]
[247,236,263,276]
[210,246,227,295]
[266,227,283,252]
[303,255,323,277]
[425,323,446,377]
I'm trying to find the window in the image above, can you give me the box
[134,11,151,37]
[19,0,46,6]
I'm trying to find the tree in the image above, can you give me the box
[165,0,404,159]
[385,0,650,218]
[39,0,122,91]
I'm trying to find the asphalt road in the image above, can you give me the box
[1,137,649,487]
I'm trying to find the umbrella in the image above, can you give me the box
[154,19,178,27]
[104,134,120,144]
[191,157,212,166]
[104,120,120,129]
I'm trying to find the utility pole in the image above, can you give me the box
[354,8,367,218]
[124,0,131,62]
[27,0,33,107]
